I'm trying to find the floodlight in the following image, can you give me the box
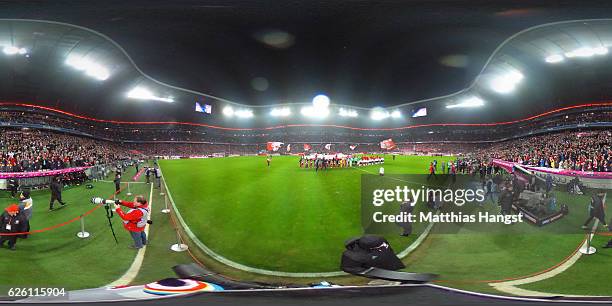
[490,70,523,94]
[65,55,111,81]
[85,64,110,81]
[312,94,330,108]
[390,110,401,118]
[301,106,329,118]
[66,56,88,70]
[338,108,358,117]
[223,106,235,117]
[270,107,291,117]
[593,46,608,55]
[3,46,19,55]
[126,87,174,103]
[545,54,564,63]
[235,109,254,118]
[370,108,389,120]
[566,47,595,58]
[446,96,484,109]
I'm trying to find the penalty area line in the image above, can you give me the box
[106,182,154,287]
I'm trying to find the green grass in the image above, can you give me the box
[131,182,195,285]
[160,155,454,273]
[0,169,149,292]
[2,155,606,296]
[404,189,610,295]
[161,155,612,296]
[519,234,612,296]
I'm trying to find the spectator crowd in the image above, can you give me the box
[0,130,132,172]
[473,130,611,172]
[0,119,609,173]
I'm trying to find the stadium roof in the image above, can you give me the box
[0,1,612,126]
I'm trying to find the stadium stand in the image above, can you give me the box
[0,105,609,172]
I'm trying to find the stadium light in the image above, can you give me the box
[65,55,110,81]
[446,96,484,109]
[370,108,389,120]
[302,94,330,118]
[223,106,235,116]
[270,107,291,117]
[223,106,253,118]
[235,109,254,118]
[594,46,609,55]
[545,54,564,63]
[338,108,358,117]
[370,108,402,120]
[301,106,329,118]
[312,94,330,108]
[3,46,27,55]
[126,87,174,103]
[490,70,523,94]
[565,46,608,58]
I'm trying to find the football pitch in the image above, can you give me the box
[161,155,612,296]
[159,155,452,273]
[1,155,609,296]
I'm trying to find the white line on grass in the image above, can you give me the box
[106,182,154,287]
[159,165,433,278]
[490,193,607,296]
[98,180,147,184]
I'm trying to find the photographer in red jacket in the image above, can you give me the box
[113,195,150,249]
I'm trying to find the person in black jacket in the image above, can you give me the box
[499,184,514,216]
[0,204,26,250]
[145,167,151,184]
[397,200,415,236]
[582,191,608,230]
[7,178,18,198]
[49,176,67,210]
[113,174,121,194]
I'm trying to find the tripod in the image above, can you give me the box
[103,204,119,244]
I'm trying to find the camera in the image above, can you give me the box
[90,197,117,206]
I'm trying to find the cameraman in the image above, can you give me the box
[113,195,149,249]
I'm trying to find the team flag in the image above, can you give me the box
[266,142,284,151]
[349,145,357,151]
[287,144,291,152]
[325,144,332,150]
[380,139,397,150]
[303,144,311,151]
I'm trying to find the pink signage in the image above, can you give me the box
[0,167,91,179]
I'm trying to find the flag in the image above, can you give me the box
[304,144,311,151]
[287,144,291,152]
[380,139,396,150]
[349,145,357,151]
[266,142,283,151]
[325,144,332,150]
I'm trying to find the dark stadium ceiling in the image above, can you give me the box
[1,0,612,126]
